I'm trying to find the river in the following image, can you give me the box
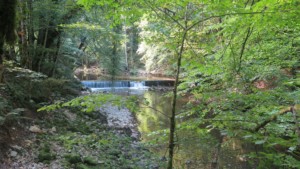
[81,79,254,169]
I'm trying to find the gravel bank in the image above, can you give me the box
[100,104,140,140]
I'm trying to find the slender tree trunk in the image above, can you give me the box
[27,0,34,69]
[130,30,134,70]
[38,26,49,72]
[18,0,28,67]
[210,130,224,169]
[0,41,4,83]
[9,46,16,61]
[237,26,252,73]
[124,26,128,71]
[51,34,61,77]
[167,30,187,169]
[109,25,121,80]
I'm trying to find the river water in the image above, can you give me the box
[81,80,254,169]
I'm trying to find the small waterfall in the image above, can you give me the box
[81,80,146,89]
[129,81,146,88]
[81,80,174,91]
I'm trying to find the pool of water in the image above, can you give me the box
[82,80,254,169]
[136,91,254,169]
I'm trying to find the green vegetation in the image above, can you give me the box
[38,144,56,164]
[34,107,164,168]
[0,0,299,168]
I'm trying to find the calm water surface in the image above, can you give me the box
[82,79,254,169]
[136,91,254,169]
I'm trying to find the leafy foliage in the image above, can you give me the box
[1,0,299,168]
[73,0,300,167]
[38,93,139,114]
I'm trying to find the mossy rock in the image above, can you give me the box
[65,154,82,164]
[37,144,56,163]
[83,156,98,166]
[75,163,100,169]
[38,152,56,164]
[109,148,122,157]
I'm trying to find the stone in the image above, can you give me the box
[11,145,22,151]
[51,127,56,133]
[29,125,43,133]
[10,150,18,157]
[24,140,33,147]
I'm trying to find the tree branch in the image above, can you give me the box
[186,11,291,32]
[254,106,293,132]
[237,26,253,73]
[144,1,185,30]
[291,105,300,145]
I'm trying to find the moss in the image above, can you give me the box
[64,154,82,164]
[38,152,56,164]
[67,120,92,134]
[64,155,100,169]
[83,156,98,166]
[109,148,122,157]
[37,144,56,163]
[75,163,100,169]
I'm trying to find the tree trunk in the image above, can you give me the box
[38,26,49,72]
[167,30,187,169]
[0,42,4,83]
[210,130,224,169]
[0,0,17,83]
[124,27,128,71]
[50,33,61,77]
[18,0,29,67]
[26,0,34,69]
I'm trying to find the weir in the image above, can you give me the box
[81,80,174,89]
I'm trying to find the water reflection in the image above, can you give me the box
[137,91,254,169]
[83,81,254,169]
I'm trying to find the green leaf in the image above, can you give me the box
[255,140,265,145]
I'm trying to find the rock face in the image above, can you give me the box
[100,104,140,139]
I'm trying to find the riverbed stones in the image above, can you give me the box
[99,104,139,140]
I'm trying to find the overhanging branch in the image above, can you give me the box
[187,10,295,31]
[253,106,293,132]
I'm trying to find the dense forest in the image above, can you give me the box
[0,0,299,168]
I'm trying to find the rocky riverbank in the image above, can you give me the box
[0,103,164,169]
[100,104,140,140]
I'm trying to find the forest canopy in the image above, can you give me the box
[0,0,299,168]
